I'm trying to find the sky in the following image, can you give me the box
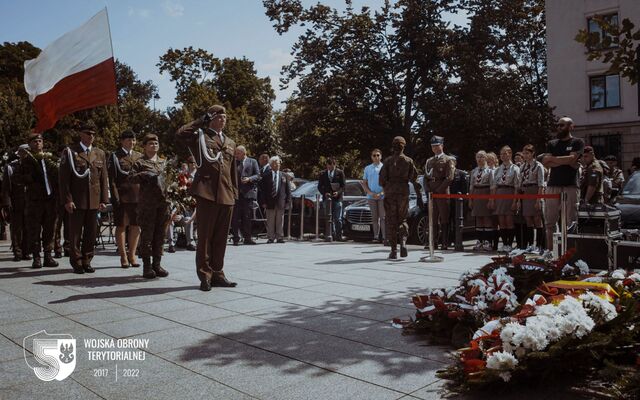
[1,0,468,111]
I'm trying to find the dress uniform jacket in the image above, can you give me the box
[59,143,109,210]
[108,148,142,204]
[425,154,455,194]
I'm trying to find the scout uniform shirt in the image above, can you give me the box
[519,160,545,188]
[108,148,142,204]
[425,154,455,193]
[491,163,521,190]
[580,160,604,204]
[469,166,493,192]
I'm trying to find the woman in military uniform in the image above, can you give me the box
[469,150,494,252]
[519,144,545,251]
[488,146,520,252]
[129,134,170,279]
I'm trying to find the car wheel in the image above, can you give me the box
[416,215,428,245]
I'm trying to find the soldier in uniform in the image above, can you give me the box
[58,124,109,274]
[2,145,30,261]
[176,105,239,291]
[424,136,455,250]
[379,136,423,259]
[129,134,170,279]
[108,130,143,269]
[603,155,624,204]
[17,133,59,268]
[580,146,604,205]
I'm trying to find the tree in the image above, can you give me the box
[576,16,640,84]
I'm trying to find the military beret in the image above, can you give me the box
[392,136,406,146]
[206,105,226,116]
[15,144,29,154]
[584,146,594,153]
[603,155,617,162]
[430,135,444,145]
[142,133,159,145]
[28,132,43,142]
[120,129,136,140]
[79,122,97,134]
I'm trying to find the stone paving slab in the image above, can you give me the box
[0,239,492,400]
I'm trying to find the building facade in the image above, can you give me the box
[546,0,639,175]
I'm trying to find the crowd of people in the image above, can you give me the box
[1,107,639,286]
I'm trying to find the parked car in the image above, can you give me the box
[616,172,640,229]
[287,179,367,236]
[343,176,477,245]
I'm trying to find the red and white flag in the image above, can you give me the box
[24,9,117,132]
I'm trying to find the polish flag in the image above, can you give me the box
[24,9,117,132]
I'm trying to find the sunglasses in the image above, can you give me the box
[372,154,381,157]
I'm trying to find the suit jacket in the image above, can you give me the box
[236,157,260,200]
[59,143,109,210]
[260,170,291,210]
[108,148,142,204]
[176,122,238,205]
[317,168,345,201]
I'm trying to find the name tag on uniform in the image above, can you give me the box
[566,147,573,151]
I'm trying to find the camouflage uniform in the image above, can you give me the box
[129,153,170,278]
[16,151,59,267]
[580,159,604,205]
[379,137,422,258]
[2,159,28,260]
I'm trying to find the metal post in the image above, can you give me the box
[299,194,305,240]
[325,196,333,242]
[560,191,567,255]
[455,197,464,251]
[421,192,444,262]
[314,193,320,240]
[286,202,292,240]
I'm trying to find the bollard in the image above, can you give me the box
[300,194,305,240]
[455,197,464,251]
[286,202,293,240]
[560,190,567,256]
[314,193,320,240]
[421,192,444,263]
[325,196,334,242]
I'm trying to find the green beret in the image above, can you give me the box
[142,134,159,145]
[392,136,406,146]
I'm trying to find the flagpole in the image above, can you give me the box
[104,7,122,134]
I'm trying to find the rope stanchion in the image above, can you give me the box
[314,193,320,241]
[420,192,444,263]
[560,190,568,257]
[431,193,561,200]
[299,194,305,240]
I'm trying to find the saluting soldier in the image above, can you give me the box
[424,136,455,250]
[2,145,30,261]
[58,124,109,274]
[108,130,143,269]
[580,146,604,205]
[379,136,423,260]
[17,133,60,268]
[129,134,170,279]
[176,105,239,291]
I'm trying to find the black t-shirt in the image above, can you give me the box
[546,136,585,186]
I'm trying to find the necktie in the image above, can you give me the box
[41,159,51,196]
[476,168,483,184]
[502,166,508,183]
[272,172,278,197]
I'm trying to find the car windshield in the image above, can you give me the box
[345,181,365,196]
[292,181,320,197]
[622,173,640,195]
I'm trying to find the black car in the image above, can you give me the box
[343,176,476,245]
[616,172,640,229]
[287,179,367,237]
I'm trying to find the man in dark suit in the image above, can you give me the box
[260,156,291,243]
[58,123,109,274]
[317,158,346,241]
[231,145,260,245]
[176,105,239,291]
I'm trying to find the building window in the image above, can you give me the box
[587,13,619,48]
[589,134,621,161]
[590,74,620,109]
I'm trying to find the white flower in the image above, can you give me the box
[611,269,627,279]
[562,264,575,275]
[486,351,519,371]
[574,260,590,275]
[498,372,512,382]
[627,273,640,282]
[579,292,617,322]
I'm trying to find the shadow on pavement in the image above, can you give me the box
[47,286,196,303]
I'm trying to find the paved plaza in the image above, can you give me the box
[0,239,493,399]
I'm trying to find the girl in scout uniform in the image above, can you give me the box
[469,150,494,251]
[488,146,520,252]
[519,144,545,251]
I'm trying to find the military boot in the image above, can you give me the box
[152,256,169,278]
[31,255,42,269]
[43,253,59,268]
[142,257,156,279]
[388,247,398,260]
[400,236,408,258]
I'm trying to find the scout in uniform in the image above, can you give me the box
[489,145,520,252]
[379,136,423,259]
[580,146,604,205]
[129,134,170,279]
[2,145,30,261]
[58,123,109,274]
[469,150,495,252]
[17,133,59,268]
[424,136,455,250]
[108,130,143,269]
[176,105,239,291]
[519,144,545,251]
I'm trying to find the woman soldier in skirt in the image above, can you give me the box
[488,146,520,252]
[519,144,545,251]
[469,151,495,251]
